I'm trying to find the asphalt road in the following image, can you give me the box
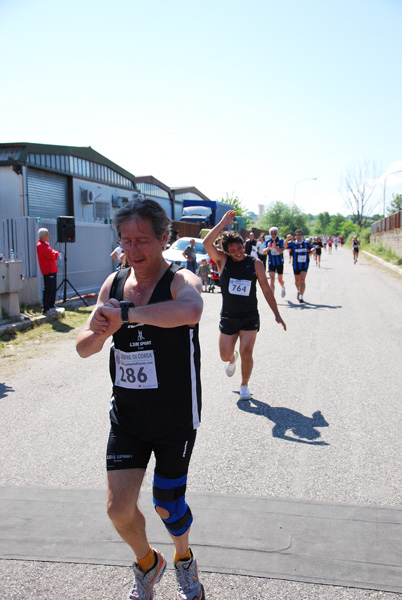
[1,246,402,599]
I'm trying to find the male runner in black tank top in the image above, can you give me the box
[203,210,286,401]
[76,199,205,600]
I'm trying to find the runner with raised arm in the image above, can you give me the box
[203,210,286,401]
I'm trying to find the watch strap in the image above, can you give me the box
[120,301,134,323]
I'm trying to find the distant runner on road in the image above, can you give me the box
[352,235,360,264]
[203,210,286,401]
[284,230,315,304]
[314,237,323,268]
[263,226,286,298]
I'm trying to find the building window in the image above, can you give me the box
[175,192,204,202]
[24,151,134,189]
[137,182,170,200]
[94,202,110,223]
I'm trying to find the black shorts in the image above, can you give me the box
[219,312,260,335]
[268,263,284,275]
[106,421,197,478]
[293,266,309,275]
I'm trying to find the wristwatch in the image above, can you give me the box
[120,301,134,323]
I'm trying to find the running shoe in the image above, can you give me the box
[225,350,238,377]
[299,295,304,304]
[129,549,167,600]
[175,550,205,600]
[239,384,252,400]
[281,286,286,298]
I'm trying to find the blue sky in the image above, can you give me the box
[1,0,401,217]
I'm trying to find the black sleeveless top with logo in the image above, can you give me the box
[108,264,202,440]
[219,255,258,318]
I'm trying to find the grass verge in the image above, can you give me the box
[0,303,94,358]
[365,241,402,266]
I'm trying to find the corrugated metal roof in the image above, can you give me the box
[171,186,210,201]
[135,175,172,194]
[0,142,137,185]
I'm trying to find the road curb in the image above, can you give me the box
[362,250,402,277]
[0,294,97,338]
[0,309,65,337]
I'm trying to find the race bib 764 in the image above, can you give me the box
[229,278,251,296]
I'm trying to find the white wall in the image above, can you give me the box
[371,231,402,257]
[0,167,21,218]
[72,178,134,222]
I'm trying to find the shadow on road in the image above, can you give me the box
[50,321,75,333]
[287,300,342,310]
[237,396,329,445]
[0,382,15,399]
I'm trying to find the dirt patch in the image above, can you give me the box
[1,299,97,375]
[1,324,84,376]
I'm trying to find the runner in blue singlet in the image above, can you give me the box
[284,230,315,304]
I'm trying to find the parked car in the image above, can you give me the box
[163,237,209,268]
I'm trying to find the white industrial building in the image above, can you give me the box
[0,142,140,222]
[0,142,213,313]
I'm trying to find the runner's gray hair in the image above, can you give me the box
[269,227,278,234]
[113,199,171,241]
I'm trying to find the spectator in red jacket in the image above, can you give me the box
[36,228,60,315]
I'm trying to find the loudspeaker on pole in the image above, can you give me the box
[57,216,75,243]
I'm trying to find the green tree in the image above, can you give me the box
[387,193,402,215]
[329,213,347,236]
[221,194,248,217]
[315,211,331,234]
[339,219,356,240]
[259,201,309,235]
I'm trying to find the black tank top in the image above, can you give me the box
[219,255,258,317]
[108,264,202,440]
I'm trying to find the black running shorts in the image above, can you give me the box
[293,266,308,275]
[106,422,197,478]
[219,312,260,335]
[268,264,284,274]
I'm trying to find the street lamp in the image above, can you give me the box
[383,170,402,217]
[293,178,317,203]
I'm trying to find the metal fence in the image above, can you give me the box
[1,217,117,303]
[371,211,401,234]
[0,217,38,277]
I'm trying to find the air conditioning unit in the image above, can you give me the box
[81,189,94,204]
[112,196,123,208]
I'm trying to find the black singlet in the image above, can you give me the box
[108,265,202,440]
[219,255,258,318]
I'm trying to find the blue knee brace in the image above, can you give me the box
[153,473,193,536]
